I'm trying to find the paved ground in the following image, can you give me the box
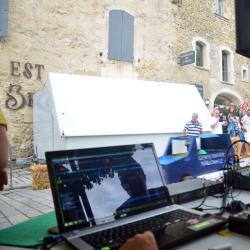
[0,168,54,230]
[5,168,32,190]
[0,188,54,229]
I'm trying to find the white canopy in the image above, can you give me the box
[33,73,212,159]
[48,73,211,136]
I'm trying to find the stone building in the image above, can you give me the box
[0,0,249,159]
[174,0,250,111]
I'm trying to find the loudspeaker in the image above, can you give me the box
[235,0,250,58]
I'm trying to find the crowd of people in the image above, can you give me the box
[213,105,250,157]
[183,104,250,158]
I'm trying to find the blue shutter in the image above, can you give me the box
[0,0,8,37]
[121,11,134,62]
[108,10,123,61]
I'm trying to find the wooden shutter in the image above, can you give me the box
[108,10,123,61]
[0,0,8,37]
[121,11,134,62]
[108,10,134,62]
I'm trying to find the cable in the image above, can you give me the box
[217,139,250,215]
[224,139,250,164]
[192,139,249,215]
[192,139,249,214]
[192,178,208,211]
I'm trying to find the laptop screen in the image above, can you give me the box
[46,143,172,232]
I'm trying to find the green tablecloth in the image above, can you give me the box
[0,211,57,248]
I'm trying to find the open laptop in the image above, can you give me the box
[45,143,227,250]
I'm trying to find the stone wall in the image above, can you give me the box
[0,0,177,158]
[174,0,250,101]
[0,0,249,158]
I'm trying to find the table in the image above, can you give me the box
[1,191,250,250]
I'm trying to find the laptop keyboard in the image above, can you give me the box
[82,209,199,249]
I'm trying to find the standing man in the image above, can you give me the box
[210,108,227,134]
[184,113,203,137]
[0,108,8,191]
[183,113,203,150]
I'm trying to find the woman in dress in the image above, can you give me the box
[227,106,243,158]
[241,107,250,156]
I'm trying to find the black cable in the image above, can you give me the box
[192,139,249,214]
[215,187,228,215]
[224,139,250,164]
[217,139,250,215]
[192,179,208,210]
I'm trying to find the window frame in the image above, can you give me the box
[222,50,229,82]
[216,0,223,16]
[219,46,234,84]
[195,42,204,67]
[192,37,210,70]
[241,66,249,83]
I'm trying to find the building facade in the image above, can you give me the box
[0,0,249,159]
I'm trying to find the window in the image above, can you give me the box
[219,46,234,84]
[108,10,134,63]
[241,66,249,82]
[0,0,8,37]
[196,42,204,67]
[192,37,210,69]
[222,50,229,82]
[216,0,224,16]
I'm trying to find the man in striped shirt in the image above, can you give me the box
[183,113,203,137]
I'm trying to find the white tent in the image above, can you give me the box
[33,73,212,160]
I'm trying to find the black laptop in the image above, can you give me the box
[45,143,227,250]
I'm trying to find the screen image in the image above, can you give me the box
[49,144,171,229]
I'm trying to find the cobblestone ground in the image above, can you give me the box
[0,167,54,230]
[0,188,54,230]
[5,167,32,190]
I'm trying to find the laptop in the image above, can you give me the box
[45,143,227,250]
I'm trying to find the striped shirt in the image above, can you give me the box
[184,120,202,137]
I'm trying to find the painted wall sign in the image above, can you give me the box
[3,61,45,110]
[10,61,45,80]
[5,84,33,110]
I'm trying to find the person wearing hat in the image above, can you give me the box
[0,108,8,191]
[241,107,250,156]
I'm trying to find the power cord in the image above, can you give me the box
[192,178,207,211]
[217,139,250,215]
[192,138,249,215]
